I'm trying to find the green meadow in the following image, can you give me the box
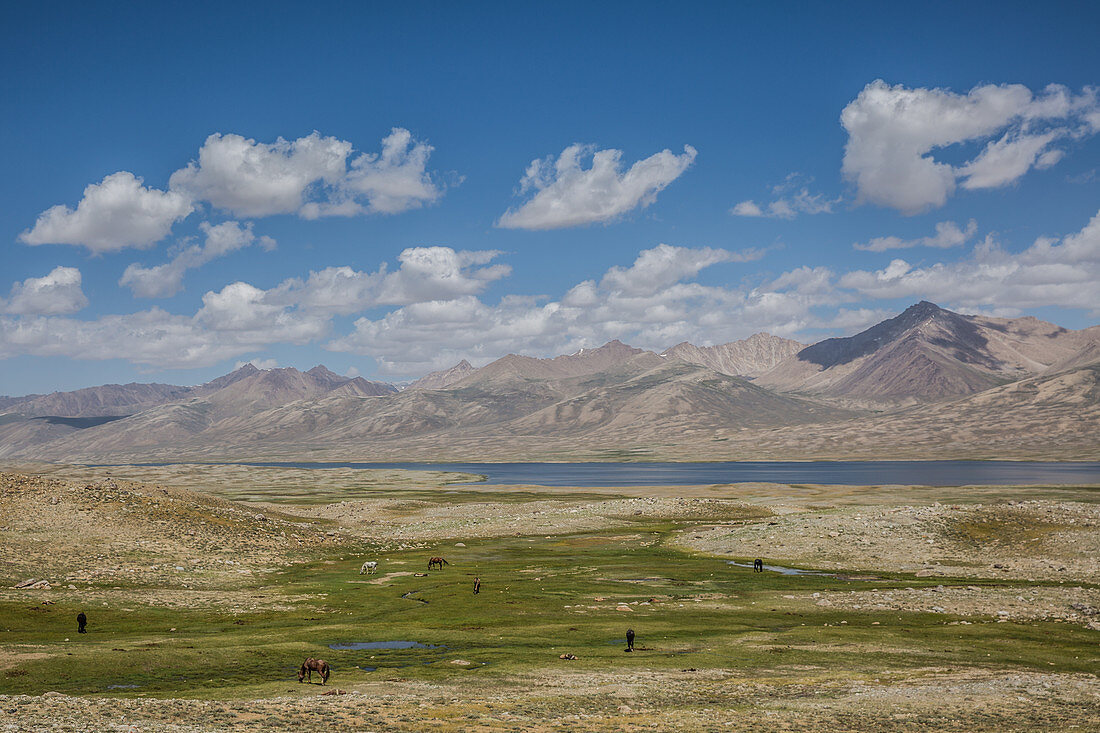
[3,520,1095,700]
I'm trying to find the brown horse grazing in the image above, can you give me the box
[298,657,330,685]
[427,557,449,570]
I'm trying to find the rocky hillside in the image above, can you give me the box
[756,301,1100,405]
[661,333,805,377]
[407,359,476,390]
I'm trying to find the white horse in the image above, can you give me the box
[359,560,378,575]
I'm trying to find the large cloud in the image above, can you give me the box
[0,283,328,368]
[841,80,1099,214]
[267,247,510,315]
[840,209,1100,313]
[19,172,194,253]
[8,210,1100,375]
[327,244,796,375]
[497,143,697,230]
[0,247,510,369]
[120,221,275,298]
[169,129,441,219]
[1,266,89,316]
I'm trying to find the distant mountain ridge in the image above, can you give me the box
[1,382,191,418]
[755,301,1100,405]
[2,302,1098,462]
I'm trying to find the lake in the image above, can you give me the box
[217,460,1100,487]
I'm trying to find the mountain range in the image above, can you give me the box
[1,301,1098,462]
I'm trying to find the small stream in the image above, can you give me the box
[727,561,879,580]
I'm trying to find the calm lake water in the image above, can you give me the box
[220,460,1100,487]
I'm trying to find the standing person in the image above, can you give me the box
[77,611,87,633]
[626,628,635,652]
[473,577,481,594]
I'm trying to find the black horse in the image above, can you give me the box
[626,628,635,652]
[753,558,764,573]
[77,611,87,633]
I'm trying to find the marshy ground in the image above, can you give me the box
[1,464,1098,731]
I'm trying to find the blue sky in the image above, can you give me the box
[2,1,1099,394]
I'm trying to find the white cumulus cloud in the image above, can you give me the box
[19,172,194,253]
[303,128,442,218]
[841,80,1100,214]
[267,247,510,315]
[169,129,442,219]
[497,143,697,230]
[2,266,89,316]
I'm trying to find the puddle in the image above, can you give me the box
[329,641,442,650]
[401,590,429,604]
[106,684,141,690]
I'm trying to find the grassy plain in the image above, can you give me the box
[1,464,1098,730]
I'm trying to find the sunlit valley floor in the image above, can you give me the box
[1,464,1097,731]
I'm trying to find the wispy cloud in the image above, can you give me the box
[854,219,978,252]
[731,174,840,219]
[497,143,696,230]
[120,221,276,298]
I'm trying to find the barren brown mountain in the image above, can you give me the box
[661,333,805,377]
[756,301,1100,407]
[2,302,1098,462]
[406,359,476,390]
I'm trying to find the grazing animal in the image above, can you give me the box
[359,561,378,575]
[473,576,481,594]
[298,657,330,685]
[76,611,87,634]
[427,557,449,570]
[753,558,764,573]
[626,628,635,652]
